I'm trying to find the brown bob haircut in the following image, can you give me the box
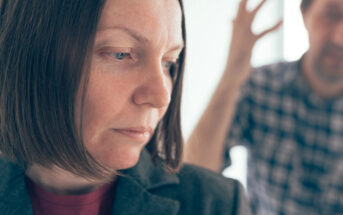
[0,0,186,179]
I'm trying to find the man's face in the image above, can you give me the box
[303,0,343,83]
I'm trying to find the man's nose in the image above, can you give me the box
[332,20,343,46]
[132,61,171,108]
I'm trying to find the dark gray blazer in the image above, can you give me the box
[0,150,252,215]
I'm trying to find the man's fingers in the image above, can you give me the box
[256,20,283,39]
[251,0,267,16]
[237,0,248,14]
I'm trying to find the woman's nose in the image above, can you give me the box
[132,61,172,108]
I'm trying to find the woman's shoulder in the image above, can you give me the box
[0,158,33,215]
[152,164,252,215]
[178,163,239,188]
[122,150,252,215]
[0,157,22,178]
[0,157,25,190]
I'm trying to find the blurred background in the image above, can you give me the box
[181,0,309,189]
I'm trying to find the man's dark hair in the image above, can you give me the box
[0,0,186,179]
[301,0,313,12]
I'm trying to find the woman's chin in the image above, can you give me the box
[96,147,144,171]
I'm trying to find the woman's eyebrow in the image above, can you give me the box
[97,25,149,44]
[168,43,185,53]
[97,25,184,51]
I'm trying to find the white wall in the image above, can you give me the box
[182,0,283,141]
[283,0,309,61]
[181,0,308,188]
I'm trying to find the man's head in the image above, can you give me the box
[301,0,343,98]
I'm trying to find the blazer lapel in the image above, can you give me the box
[0,150,180,215]
[112,149,180,215]
[112,176,179,215]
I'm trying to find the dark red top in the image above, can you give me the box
[26,177,116,215]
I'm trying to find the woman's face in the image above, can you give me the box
[76,0,184,170]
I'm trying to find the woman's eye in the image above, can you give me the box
[164,60,179,80]
[109,52,131,60]
[163,61,175,69]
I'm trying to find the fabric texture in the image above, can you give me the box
[0,149,252,215]
[223,59,343,215]
[26,176,115,215]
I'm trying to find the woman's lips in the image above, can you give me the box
[112,128,151,142]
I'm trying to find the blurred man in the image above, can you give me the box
[185,0,343,214]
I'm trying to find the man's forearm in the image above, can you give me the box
[184,77,241,172]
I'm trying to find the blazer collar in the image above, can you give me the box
[112,149,180,215]
[0,160,34,215]
[120,149,179,189]
[0,149,180,215]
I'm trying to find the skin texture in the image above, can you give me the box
[79,0,183,171]
[302,0,343,98]
[26,0,184,194]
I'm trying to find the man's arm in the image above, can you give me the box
[184,74,241,172]
[184,0,282,172]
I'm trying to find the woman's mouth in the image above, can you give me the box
[112,127,151,143]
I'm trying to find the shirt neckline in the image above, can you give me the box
[25,176,116,206]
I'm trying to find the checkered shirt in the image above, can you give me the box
[223,59,343,215]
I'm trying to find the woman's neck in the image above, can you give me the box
[25,164,117,195]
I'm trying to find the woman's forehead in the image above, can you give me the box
[97,0,183,47]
